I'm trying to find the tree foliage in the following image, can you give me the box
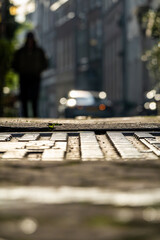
[0,38,14,74]
[142,43,160,84]
[137,6,160,85]
[0,0,19,116]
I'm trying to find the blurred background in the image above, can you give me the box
[0,0,160,118]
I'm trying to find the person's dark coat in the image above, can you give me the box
[13,45,48,75]
[12,32,48,117]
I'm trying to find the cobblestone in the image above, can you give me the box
[0,118,160,239]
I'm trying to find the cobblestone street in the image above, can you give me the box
[1,0,160,238]
[0,117,160,240]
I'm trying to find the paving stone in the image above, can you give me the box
[80,133,104,161]
[0,134,12,141]
[26,140,54,150]
[54,141,67,150]
[42,149,65,161]
[2,150,27,159]
[0,142,26,151]
[18,133,40,141]
[50,133,67,141]
[140,139,160,157]
[107,132,143,159]
[134,132,155,139]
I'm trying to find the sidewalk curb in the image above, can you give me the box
[0,117,160,132]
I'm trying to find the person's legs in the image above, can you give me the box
[19,75,29,117]
[30,75,40,117]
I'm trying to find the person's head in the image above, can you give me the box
[25,31,36,49]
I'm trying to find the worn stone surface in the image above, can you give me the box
[0,161,160,239]
[0,116,160,131]
[0,131,160,162]
[0,118,160,240]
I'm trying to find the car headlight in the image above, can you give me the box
[99,91,107,99]
[146,90,156,99]
[144,102,157,110]
[144,102,150,110]
[149,102,156,110]
[67,98,77,107]
[59,97,67,105]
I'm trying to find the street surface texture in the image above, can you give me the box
[0,117,160,240]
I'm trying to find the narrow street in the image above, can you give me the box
[0,117,160,239]
[1,0,160,238]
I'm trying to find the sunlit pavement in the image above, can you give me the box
[0,117,160,239]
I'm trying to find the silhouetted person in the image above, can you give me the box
[12,31,48,117]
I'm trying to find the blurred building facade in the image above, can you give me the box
[30,0,159,117]
[53,0,76,111]
[103,0,124,114]
[76,0,103,91]
[33,0,57,117]
[32,0,104,117]
[103,0,160,115]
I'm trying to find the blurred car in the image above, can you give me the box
[137,89,159,116]
[58,90,114,118]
